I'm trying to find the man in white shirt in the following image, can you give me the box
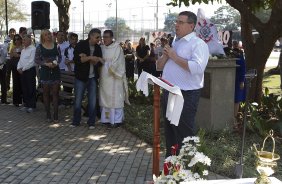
[156,11,209,157]
[64,33,78,72]
[56,31,69,71]
[17,34,36,112]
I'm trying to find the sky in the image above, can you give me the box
[11,0,226,33]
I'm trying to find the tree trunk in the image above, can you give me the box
[241,16,279,103]
[58,6,70,33]
[53,0,71,34]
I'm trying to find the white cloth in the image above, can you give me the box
[136,71,184,126]
[181,177,282,184]
[99,42,129,109]
[195,8,225,56]
[65,46,75,71]
[89,45,95,78]
[17,44,36,71]
[162,32,209,90]
[100,107,124,124]
[58,41,69,70]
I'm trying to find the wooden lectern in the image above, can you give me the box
[136,72,183,177]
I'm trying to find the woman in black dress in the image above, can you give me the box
[124,42,135,81]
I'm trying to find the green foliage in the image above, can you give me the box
[167,0,275,11]
[163,13,178,33]
[210,5,240,31]
[0,0,27,36]
[104,17,130,38]
[127,79,153,105]
[123,94,282,180]
[246,88,282,136]
[167,0,219,7]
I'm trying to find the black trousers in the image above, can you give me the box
[0,65,7,103]
[162,89,201,157]
[6,59,12,90]
[11,59,22,105]
[21,67,36,108]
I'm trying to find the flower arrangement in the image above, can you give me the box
[153,136,211,183]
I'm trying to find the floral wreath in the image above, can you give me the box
[154,136,211,183]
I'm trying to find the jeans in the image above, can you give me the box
[73,77,97,126]
[162,89,201,157]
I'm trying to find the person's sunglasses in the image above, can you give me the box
[14,37,21,40]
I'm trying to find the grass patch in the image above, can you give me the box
[263,74,281,95]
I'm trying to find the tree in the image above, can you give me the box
[0,0,27,37]
[53,0,71,34]
[168,0,282,102]
[104,17,130,40]
[210,5,240,31]
[163,13,178,33]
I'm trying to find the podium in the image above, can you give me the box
[136,72,184,176]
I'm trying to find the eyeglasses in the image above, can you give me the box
[14,37,21,40]
[174,20,194,25]
[95,36,101,39]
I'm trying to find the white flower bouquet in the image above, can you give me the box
[154,136,211,183]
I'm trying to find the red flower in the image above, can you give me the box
[171,144,179,155]
[175,164,181,171]
[163,162,171,176]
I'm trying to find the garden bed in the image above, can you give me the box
[123,102,282,180]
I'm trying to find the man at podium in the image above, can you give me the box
[156,11,209,157]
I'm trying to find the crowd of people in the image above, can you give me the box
[0,25,174,129]
[0,11,249,157]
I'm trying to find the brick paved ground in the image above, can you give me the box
[0,102,227,184]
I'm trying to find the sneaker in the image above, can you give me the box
[20,107,27,112]
[88,125,95,130]
[69,124,79,128]
[27,108,34,113]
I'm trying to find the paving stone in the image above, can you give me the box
[0,102,226,184]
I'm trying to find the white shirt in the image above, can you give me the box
[162,32,209,90]
[89,45,95,78]
[58,41,69,70]
[17,44,36,71]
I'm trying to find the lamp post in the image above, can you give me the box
[5,0,8,35]
[81,0,85,39]
[156,0,158,31]
[115,0,118,41]
[72,7,76,32]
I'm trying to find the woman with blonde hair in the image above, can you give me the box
[35,29,60,123]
